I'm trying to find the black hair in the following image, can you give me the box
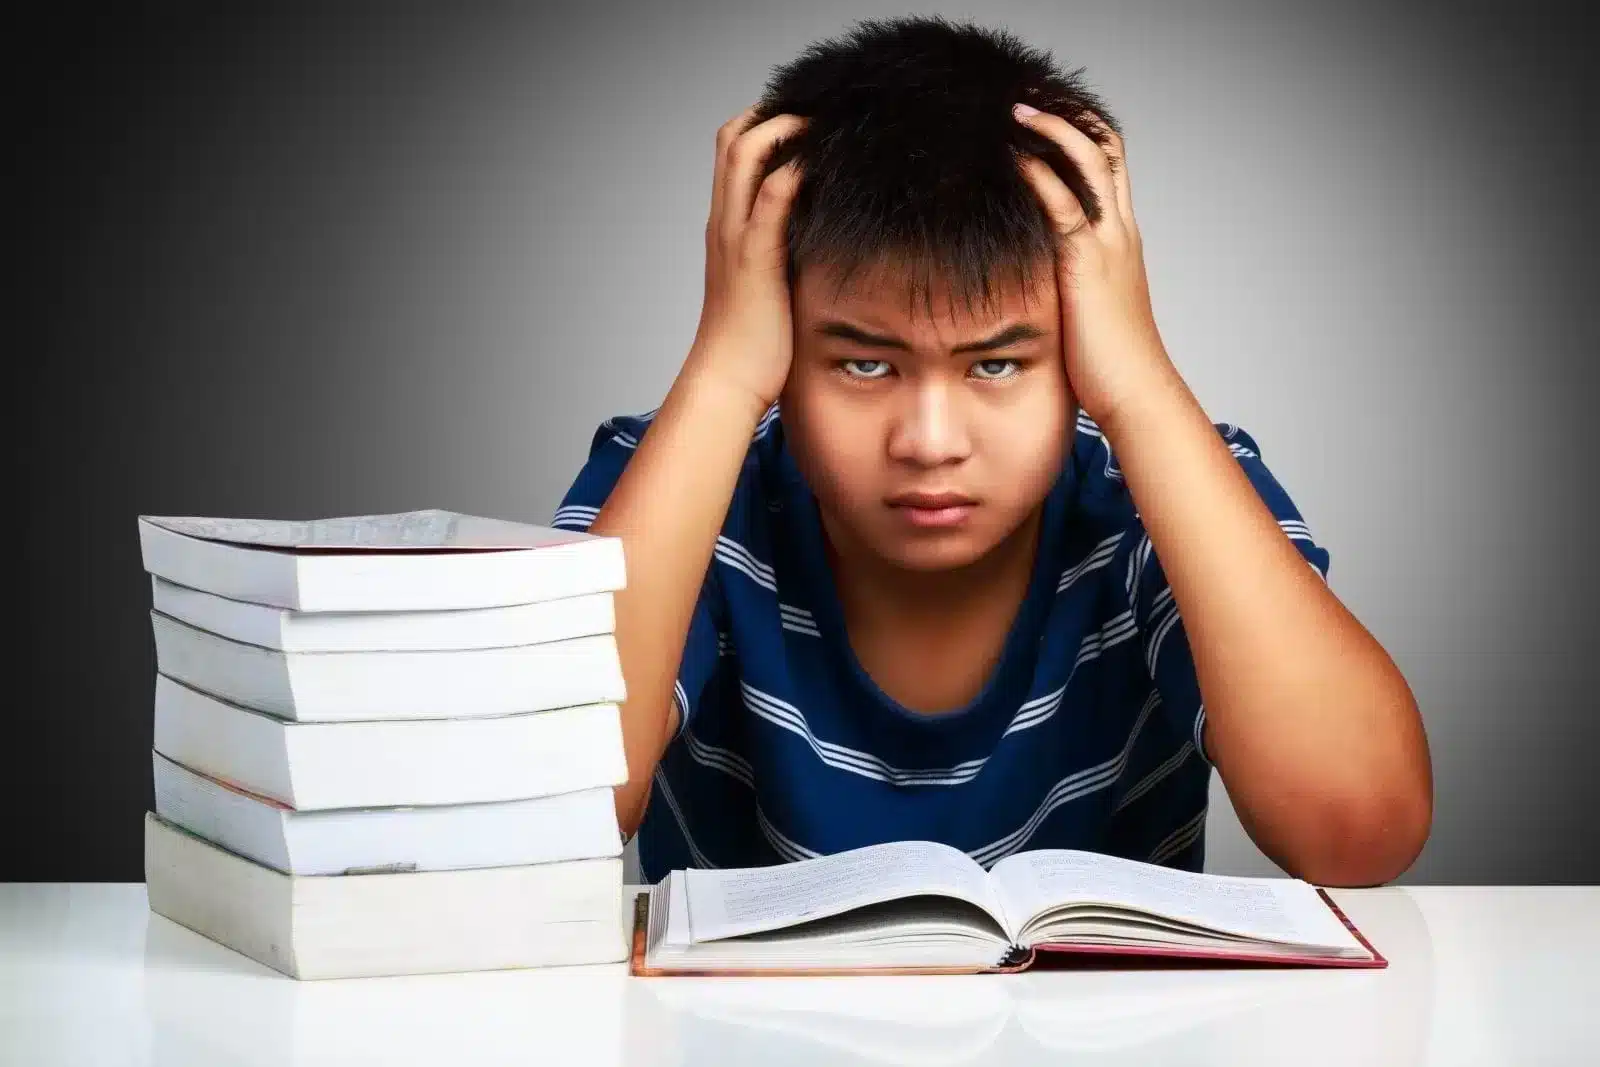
[750,15,1120,321]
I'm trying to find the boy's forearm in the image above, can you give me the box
[587,347,770,836]
[1100,363,1433,886]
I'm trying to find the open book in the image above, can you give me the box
[632,841,1384,975]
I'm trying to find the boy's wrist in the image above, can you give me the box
[1089,358,1193,448]
[680,342,782,426]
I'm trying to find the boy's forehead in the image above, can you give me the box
[796,260,1056,331]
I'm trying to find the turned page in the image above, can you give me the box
[682,841,1003,943]
[989,850,1362,950]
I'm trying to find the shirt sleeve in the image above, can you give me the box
[1125,422,1332,765]
[551,412,726,737]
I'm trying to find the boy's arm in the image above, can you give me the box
[586,106,807,836]
[1103,372,1433,887]
[1009,104,1430,886]
[586,367,767,836]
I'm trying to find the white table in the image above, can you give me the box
[1,884,1594,1066]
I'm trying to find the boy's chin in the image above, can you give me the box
[868,528,1005,573]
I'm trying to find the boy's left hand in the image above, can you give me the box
[1012,103,1178,431]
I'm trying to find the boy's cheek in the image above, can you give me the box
[787,416,881,509]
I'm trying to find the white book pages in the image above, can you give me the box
[143,510,590,550]
[152,675,628,809]
[989,849,1363,952]
[152,751,622,875]
[137,511,626,612]
[682,841,1004,943]
[150,576,616,652]
[150,611,625,720]
[144,813,629,979]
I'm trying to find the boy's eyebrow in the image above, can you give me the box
[814,320,1046,354]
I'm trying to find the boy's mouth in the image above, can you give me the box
[886,490,978,529]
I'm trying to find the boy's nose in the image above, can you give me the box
[886,382,973,467]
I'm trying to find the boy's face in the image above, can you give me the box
[781,261,1073,573]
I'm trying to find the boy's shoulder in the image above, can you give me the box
[1070,411,1330,583]
[1072,408,1265,482]
[1071,410,1273,501]
[560,403,788,526]
[585,403,782,459]
[1068,412,1305,565]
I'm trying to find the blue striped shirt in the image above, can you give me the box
[553,405,1329,883]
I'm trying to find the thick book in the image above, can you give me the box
[150,576,616,652]
[149,610,625,721]
[632,840,1385,975]
[137,509,626,612]
[152,750,622,876]
[152,674,628,810]
[144,813,629,979]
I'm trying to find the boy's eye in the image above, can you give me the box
[970,359,1020,380]
[841,359,892,379]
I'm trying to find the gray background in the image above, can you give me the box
[18,1,1597,882]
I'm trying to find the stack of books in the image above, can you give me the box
[136,508,632,980]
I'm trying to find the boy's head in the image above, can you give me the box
[749,16,1120,574]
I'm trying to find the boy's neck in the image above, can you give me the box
[820,507,1044,713]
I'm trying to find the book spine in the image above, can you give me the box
[997,944,1031,968]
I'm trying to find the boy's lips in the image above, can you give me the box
[887,491,977,509]
[886,491,978,529]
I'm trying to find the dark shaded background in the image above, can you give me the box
[16,2,1598,883]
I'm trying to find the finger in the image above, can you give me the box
[1087,114,1136,231]
[709,105,759,235]
[722,113,808,240]
[1017,153,1088,241]
[742,158,804,269]
[1013,104,1118,229]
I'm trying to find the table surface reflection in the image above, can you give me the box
[2,883,1595,1066]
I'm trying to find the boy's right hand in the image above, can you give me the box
[687,106,808,412]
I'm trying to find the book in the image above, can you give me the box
[149,611,625,721]
[137,510,626,613]
[149,576,617,652]
[144,812,629,979]
[632,840,1385,975]
[152,751,622,876]
[152,674,628,810]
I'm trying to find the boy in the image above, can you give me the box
[553,16,1432,887]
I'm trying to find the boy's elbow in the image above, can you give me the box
[616,789,648,843]
[1281,777,1433,888]
[1279,678,1433,886]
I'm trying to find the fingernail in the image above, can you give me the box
[1013,103,1039,118]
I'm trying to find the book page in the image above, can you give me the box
[682,841,1002,943]
[990,850,1360,950]
[141,511,592,551]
